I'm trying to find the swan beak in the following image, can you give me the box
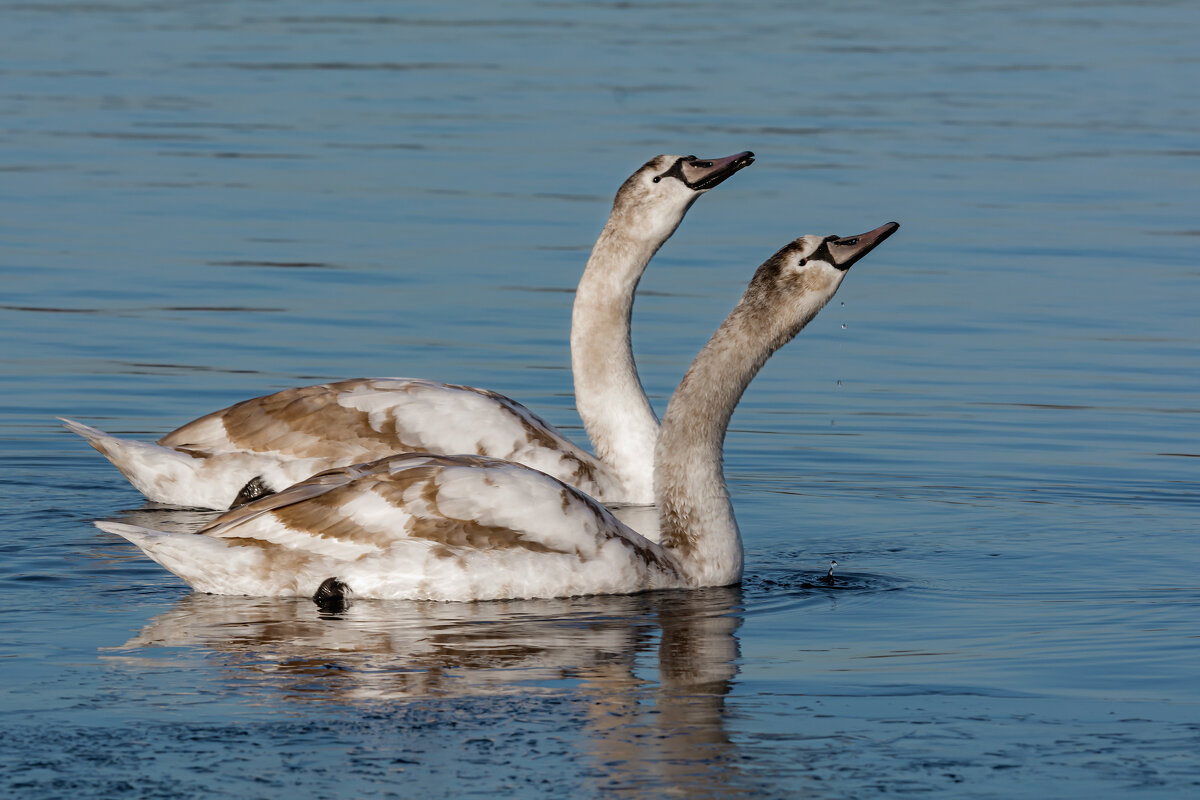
[829,221,900,271]
[680,151,756,191]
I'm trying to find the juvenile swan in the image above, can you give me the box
[96,222,898,601]
[63,152,755,510]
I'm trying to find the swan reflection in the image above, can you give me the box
[106,587,744,793]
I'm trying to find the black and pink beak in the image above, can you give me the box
[677,151,755,191]
[827,222,900,271]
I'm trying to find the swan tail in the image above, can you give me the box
[96,521,223,586]
[96,520,324,597]
[96,520,261,595]
[61,418,213,507]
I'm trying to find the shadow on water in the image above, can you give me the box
[103,586,751,794]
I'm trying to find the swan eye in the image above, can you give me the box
[652,176,661,183]
[798,258,808,266]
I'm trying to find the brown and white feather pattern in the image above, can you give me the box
[97,453,685,601]
[66,378,622,510]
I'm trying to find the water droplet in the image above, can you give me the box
[836,380,843,387]
[840,301,845,307]
[841,323,847,329]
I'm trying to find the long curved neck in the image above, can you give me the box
[654,291,832,586]
[571,219,671,503]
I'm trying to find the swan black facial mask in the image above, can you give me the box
[809,222,900,272]
[653,151,755,190]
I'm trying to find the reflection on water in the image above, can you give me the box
[107,587,745,794]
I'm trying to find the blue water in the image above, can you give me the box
[2,0,1199,796]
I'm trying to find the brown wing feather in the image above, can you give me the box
[161,381,394,459]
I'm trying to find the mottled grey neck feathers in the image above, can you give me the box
[655,288,836,586]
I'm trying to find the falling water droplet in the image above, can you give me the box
[836,379,843,387]
[841,323,847,330]
[840,301,845,307]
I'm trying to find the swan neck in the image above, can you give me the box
[570,220,669,502]
[655,293,828,586]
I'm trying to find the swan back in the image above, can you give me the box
[101,452,685,601]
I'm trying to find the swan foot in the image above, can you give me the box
[313,577,351,613]
[231,476,272,508]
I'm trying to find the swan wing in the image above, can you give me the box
[189,453,681,600]
[159,378,620,500]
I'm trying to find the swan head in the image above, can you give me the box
[610,151,755,241]
[742,222,899,344]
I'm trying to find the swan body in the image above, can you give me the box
[66,151,755,510]
[98,453,683,601]
[98,222,899,601]
[64,379,621,512]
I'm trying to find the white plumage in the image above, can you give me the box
[99,454,681,601]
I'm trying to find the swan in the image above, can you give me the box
[63,151,755,511]
[96,221,898,601]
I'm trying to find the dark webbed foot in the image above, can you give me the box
[231,476,273,508]
[313,577,351,613]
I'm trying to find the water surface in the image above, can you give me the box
[2,1,1198,797]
